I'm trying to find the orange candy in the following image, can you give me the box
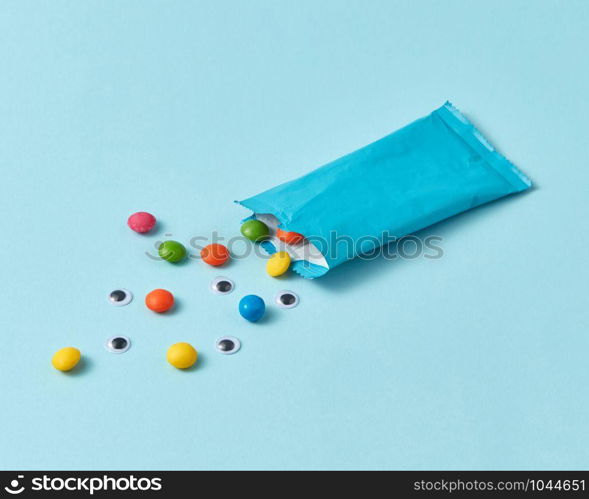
[201,244,230,266]
[276,228,304,245]
[145,289,175,313]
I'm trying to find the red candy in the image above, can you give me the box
[276,228,304,245]
[201,243,230,266]
[127,212,156,233]
[145,289,174,313]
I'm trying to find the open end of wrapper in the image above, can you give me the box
[236,206,329,279]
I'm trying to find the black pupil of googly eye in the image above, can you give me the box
[216,281,232,292]
[218,339,234,352]
[111,337,128,350]
[280,293,296,305]
[110,290,126,302]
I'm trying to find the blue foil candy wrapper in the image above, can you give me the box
[237,102,531,278]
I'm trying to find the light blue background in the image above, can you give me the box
[1,0,588,470]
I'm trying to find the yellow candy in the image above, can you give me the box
[52,347,81,372]
[266,251,291,277]
[167,342,198,369]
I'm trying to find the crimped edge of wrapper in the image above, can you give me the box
[437,101,532,191]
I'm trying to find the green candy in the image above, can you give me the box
[240,219,269,242]
[158,240,187,263]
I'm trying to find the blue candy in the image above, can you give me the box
[239,295,265,322]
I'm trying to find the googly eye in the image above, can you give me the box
[210,277,235,295]
[105,336,131,354]
[216,336,241,355]
[108,289,133,306]
[275,290,299,309]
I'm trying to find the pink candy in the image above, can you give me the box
[127,212,156,233]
